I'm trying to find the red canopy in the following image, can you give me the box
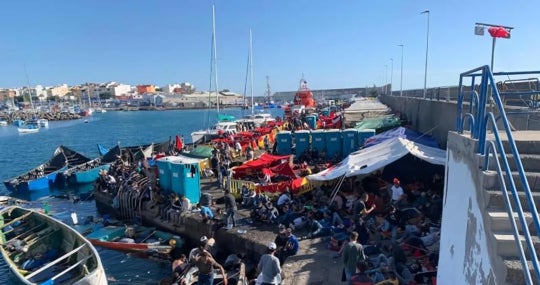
[261,161,298,179]
[488,26,510,38]
[256,177,306,194]
[232,153,290,178]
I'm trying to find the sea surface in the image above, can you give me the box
[0,108,283,284]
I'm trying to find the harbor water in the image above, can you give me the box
[0,108,283,284]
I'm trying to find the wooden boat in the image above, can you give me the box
[84,224,182,254]
[0,206,107,285]
[64,145,120,185]
[3,146,91,192]
[171,254,246,285]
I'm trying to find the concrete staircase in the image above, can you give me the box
[483,131,540,284]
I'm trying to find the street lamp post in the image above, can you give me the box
[421,10,430,99]
[390,58,393,95]
[398,44,404,96]
[384,65,388,95]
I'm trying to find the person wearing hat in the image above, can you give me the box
[390,178,404,206]
[256,242,282,285]
[188,236,210,262]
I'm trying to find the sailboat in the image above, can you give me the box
[237,31,275,128]
[190,5,238,144]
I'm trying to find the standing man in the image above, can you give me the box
[342,231,366,285]
[257,242,283,285]
[390,178,404,206]
[278,228,299,265]
[223,189,237,229]
[192,250,228,285]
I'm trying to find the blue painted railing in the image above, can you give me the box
[456,66,540,284]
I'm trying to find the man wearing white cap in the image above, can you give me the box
[256,242,282,285]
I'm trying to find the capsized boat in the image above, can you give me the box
[3,146,91,192]
[0,206,107,285]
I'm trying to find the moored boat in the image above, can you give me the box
[0,120,7,126]
[18,124,40,134]
[3,146,91,192]
[37,119,49,128]
[191,121,238,144]
[64,145,120,185]
[0,206,107,285]
[84,224,182,254]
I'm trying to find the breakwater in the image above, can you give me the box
[0,111,81,123]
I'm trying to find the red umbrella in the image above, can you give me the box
[488,26,510,38]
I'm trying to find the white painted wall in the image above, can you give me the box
[438,147,497,284]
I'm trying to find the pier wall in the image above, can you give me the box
[437,132,500,284]
[379,95,540,148]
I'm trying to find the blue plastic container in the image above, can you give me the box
[342,128,359,157]
[358,129,376,148]
[156,158,173,192]
[325,129,342,159]
[305,115,317,130]
[276,131,292,155]
[294,130,311,157]
[311,129,326,155]
[170,161,201,204]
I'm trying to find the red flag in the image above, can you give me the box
[488,27,510,38]
[175,135,183,151]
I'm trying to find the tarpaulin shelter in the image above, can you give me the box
[232,153,291,178]
[307,137,446,181]
[363,127,439,149]
[261,161,298,179]
[354,115,402,133]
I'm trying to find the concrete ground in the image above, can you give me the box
[200,174,345,285]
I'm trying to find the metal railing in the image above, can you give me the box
[456,65,540,284]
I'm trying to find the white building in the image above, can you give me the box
[98,82,132,97]
[161,84,181,94]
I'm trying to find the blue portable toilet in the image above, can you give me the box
[358,129,376,148]
[305,115,317,130]
[276,131,292,155]
[321,108,330,117]
[294,130,311,157]
[311,129,326,156]
[156,157,173,192]
[325,129,342,158]
[170,160,201,204]
[342,128,359,157]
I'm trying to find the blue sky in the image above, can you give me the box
[0,1,537,95]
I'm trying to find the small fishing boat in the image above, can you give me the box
[64,145,120,185]
[0,120,7,127]
[37,119,49,128]
[3,146,91,192]
[0,206,107,285]
[13,119,25,127]
[18,124,40,134]
[84,224,182,254]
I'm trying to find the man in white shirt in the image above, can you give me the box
[391,178,404,205]
[257,242,282,285]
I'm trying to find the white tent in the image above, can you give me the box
[307,137,447,181]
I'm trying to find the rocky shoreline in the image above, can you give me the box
[0,111,81,123]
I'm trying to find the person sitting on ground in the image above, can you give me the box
[349,261,374,285]
[274,224,289,252]
[167,195,183,224]
[277,228,299,265]
[277,189,292,208]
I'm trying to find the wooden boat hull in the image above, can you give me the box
[88,239,172,253]
[68,164,111,185]
[4,146,91,191]
[0,206,107,285]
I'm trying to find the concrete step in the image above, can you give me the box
[487,210,535,234]
[503,257,540,285]
[486,131,540,155]
[493,233,540,258]
[483,171,540,192]
[486,190,540,212]
[485,154,540,173]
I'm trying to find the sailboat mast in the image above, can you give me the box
[212,5,220,114]
[24,64,35,112]
[249,29,254,115]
